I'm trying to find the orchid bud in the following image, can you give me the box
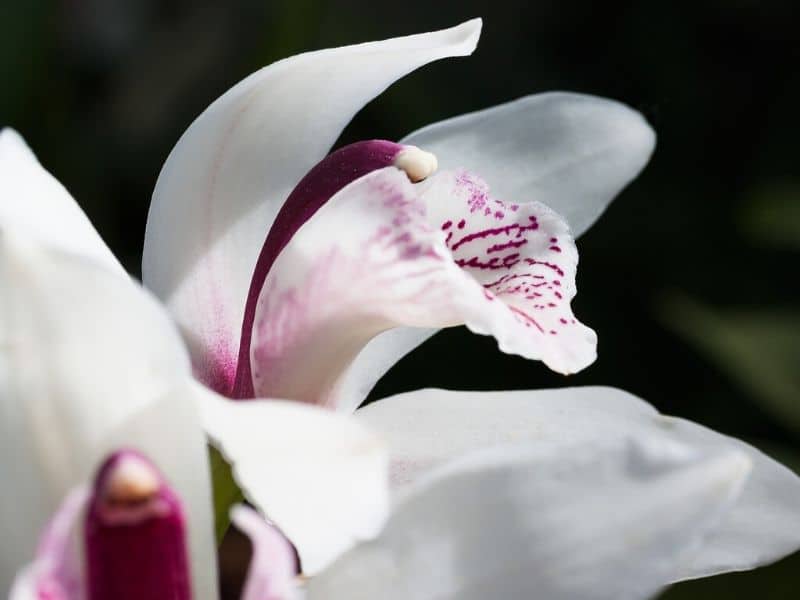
[84,451,191,600]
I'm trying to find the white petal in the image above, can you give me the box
[401,92,655,237]
[142,19,482,395]
[0,129,123,274]
[0,235,217,599]
[357,386,800,580]
[309,438,750,600]
[198,386,389,574]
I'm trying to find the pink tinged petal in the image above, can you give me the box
[9,487,90,600]
[231,506,298,600]
[308,439,750,600]
[85,451,191,600]
[357,387,800,581]
[142,19,481,396]
[0,235,217,598]
[233,139,430,398]
[0,129,123,274]
[418,169,596,373]
[249,167,470,408]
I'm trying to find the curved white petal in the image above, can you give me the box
[198,386,389,574]
[0,129,122,274]
[250,168,593,409]
[0,235,216,598]
[401,92,655,237]
[142,19,482,394]
[309,438,749,600]
[357,386,800,581]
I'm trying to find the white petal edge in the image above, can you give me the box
[0,128,123,274]
[401,91,655,237]
[142,19,482,394]
[309,438,750,600]
[0,234,217,599]
[198,385,390,574]
[356,386,800,581]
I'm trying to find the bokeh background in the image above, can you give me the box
[2,0,799,597]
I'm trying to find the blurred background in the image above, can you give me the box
[2,0,798,597]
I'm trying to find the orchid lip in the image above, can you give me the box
[231,139,438,399]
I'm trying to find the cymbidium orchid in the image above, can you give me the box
[134,17,800,581]
[3,16,800,600]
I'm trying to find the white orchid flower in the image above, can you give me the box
[3,16,800,599]
[0,221,389,597]
[3,131,800,600]
[134,17,800,580]
[11,432,756,600]
[141,18,655,409]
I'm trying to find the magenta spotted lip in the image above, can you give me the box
[225,140,595,408]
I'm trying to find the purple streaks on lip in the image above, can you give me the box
[450,216,539,252]
[85,451,191,600]
[487,239,528,253]
[456,253,521,270]
[232,140,404,399]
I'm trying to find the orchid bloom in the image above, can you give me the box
[4,16,800,599]
[4,133,800,600]
[134,18,800,581]
[141,18,655,409]
[10,433,763,600]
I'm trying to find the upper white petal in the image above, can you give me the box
[357,386,800,581]
[401,92,655,237]
[0,235,217,599]
[309,437,749,600]
[142,19,482,394]
[0,128,122,274]
[198,386,389,574]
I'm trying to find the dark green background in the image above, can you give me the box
[2,1,798,597]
